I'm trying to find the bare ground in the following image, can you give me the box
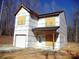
[0,48,73,59]
[0,36,13,44]
[0,36,79,59]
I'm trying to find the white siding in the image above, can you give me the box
[37,18,45,27]
[58,12,67,48]
[13,7,30,48]
[54,34,61,51]
[28,17,37,29]
[54,12,67,50]
[27,17,38,47]
[37,16,60,27]
[55,16,60,26]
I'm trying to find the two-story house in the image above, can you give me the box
[13,4,67,51]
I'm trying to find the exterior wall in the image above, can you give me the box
[37,17,59,27]
[54,16,61,51]
[13,7,30,48]
[54,34,61,51]
[28,17,37,47]
[59,12,67,47]
[55,12,67,50]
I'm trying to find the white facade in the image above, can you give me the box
[13,6,67,51]
[13,7,30,48]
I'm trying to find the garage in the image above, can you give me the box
[15,34,27,48]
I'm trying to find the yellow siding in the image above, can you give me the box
[17,16,26,25]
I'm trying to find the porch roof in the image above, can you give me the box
[32,26,59,31]
[32,26,59,42]
[32,26,59,35]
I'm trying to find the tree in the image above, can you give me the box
[1,0,15,35]
[67,25,74,42]
[73,12,79,42]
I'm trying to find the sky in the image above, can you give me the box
[0,0,79,26]
[42,0,73,25]
[34,0,79,26]
[0,0,2,9]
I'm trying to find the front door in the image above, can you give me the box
[46,34,53,46]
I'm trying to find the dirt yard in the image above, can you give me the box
[0,36,79,59]
[0,48,73,59]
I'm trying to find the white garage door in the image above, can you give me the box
[15,35,26,48]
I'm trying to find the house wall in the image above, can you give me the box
[55,12,67,50]
[13,7,30,48]
[37,17,59,27]
[28,17,38,47]
[59,12,67,47]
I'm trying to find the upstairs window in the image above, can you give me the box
[17,16,26,25]
[45,17,56,27]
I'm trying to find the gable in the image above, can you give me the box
[16,7,30,16]
[14,4,39,19]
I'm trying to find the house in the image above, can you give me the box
[13,4,67,51]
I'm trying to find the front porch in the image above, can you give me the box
[32,26,59,50]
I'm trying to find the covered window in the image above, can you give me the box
[17,16,26,25]
[45,17,56,27]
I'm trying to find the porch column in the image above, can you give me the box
[53,31,56,59]
[52,31,55,50]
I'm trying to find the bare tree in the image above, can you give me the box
[1,0,13,36]
[72,0,79,43]
[74,12,79,42]
[67,25,74,42]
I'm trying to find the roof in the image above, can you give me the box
[14,4,39,19]
[38,11,64,18]
[15,4,64,19]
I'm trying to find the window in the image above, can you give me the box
[17,16,26,25]
[38,35,45,43]
[45,17,55,26]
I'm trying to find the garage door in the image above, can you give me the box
[15,35,26,48]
